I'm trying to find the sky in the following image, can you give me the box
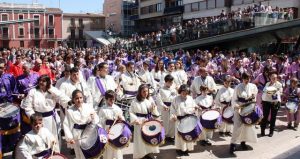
[0,0,104,13]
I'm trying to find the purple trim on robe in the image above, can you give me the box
[95,77,106,96]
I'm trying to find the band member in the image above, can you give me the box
[171,84,197,156]
[284,78,300,129]
[59,67,93,105]
[21,75,70,152]
[15,113,56,159]
[0,58,17,103]
[230,73,258,155]
[151,59,165,84]
[261,73,283,137]
[98,90,125,159]
[191,67,217,98]
[55,65,71,89]
[129,84,160,159]
[175,60,188,85]
[87,62,117,109]
[63,90,99,159]
[195,85,214,146]
[253,66,271,108]
[156,74,177,141]
[138,60,157,90]
[215,76,234,136]
[120,61,141,97]
[160,62,180,89]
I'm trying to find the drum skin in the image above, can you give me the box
[108,121,132,148]
[200,110,222,129]
[178,115,202,142]
[239,104,263,125]
[141,120,165,146]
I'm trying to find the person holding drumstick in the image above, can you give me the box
[63,90,99,159]
[171,84,198,157]
[261,72,283,137]
[229,73,258,155]
[129,84,160,159]
[98,90,125,159]
[15,113,56,159]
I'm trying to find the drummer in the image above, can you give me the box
[129,84,160,159]
[171,84,198,157]
[214,76,234,136]
[229,73,258,155]
[119,61,141,97]
[98,90,125,159]
[156,74,177,142]
[15,113,56,159]
[261,72,283,137]
[195,85,215,146]
[63,90,99,159]
[0,58,17,104]
[191,67,216,98]
[283,78,300,129]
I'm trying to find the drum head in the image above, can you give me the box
[142,121,162,136]
[46,154,67,159]
[0,104,19,118]
[240,103,255,116]
[223,107,234,118]
[286,102,297,110]
[202,110,220,120]
[109,123,124,140]
[178,116,198,133]
[80,124,98,150]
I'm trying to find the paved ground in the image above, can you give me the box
[3,107,300,159]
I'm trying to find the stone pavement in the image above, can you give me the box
[4,108,300,159]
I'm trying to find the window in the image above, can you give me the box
[79,29,84,38]
[70,18,75,26]
[49,28,54,38]
[18,14,24,20]
[199,1,207,10]
[207,0,216,9]
[79,19,83,25]
[141,7,148,15]
[70,29,75,39]
[2,27,8,38]
[49,15,54,26]
[149,5,154,13]
[34,28,39,38]
[157,3,162,12]
[1,14,8,21]
[20,41,24,47]
[177,0,183,6]
[19,28,24,36]
[34,15,39,26]
[191,3,199,12]
[184,4,191,13]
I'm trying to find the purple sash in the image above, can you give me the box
[95,77,106,96]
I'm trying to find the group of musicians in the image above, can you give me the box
[0,51,299,159]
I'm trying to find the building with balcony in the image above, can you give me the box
[0,2,63,49]
[62,13,106,48]
[103,0,136,36]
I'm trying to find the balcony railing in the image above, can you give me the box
[164,6,184,14]
[2,34,9,40]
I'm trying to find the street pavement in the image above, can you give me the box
[3,108,300,159]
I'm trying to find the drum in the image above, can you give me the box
[178,115,202,141]
[141,120,165,146]
[45,153,68,159]
[222,106,234,124]
[239,103,263,125]
[266,86,277,95]
[80,124,108,159]
[0,103,21,153]
[108,121,132,148]
[286,102,298,113]
[200,110,222,129]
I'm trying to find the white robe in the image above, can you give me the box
[156,86,177,138]
[120,72,141,98]
[230,83,258,144]
[215,87,234,132]
[191,75,217,98]
[175,69,188,85]
[160,71,180,89]
[98,104,125,159]
[16,128,55,159]
[129,98,160,159]
[138,69,157,90]
[21,87,70,152]
[171,96,197,151]
[63,103,99,159]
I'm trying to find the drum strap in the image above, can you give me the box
[237,97,252,103]
[177,114,195,121]
[124,90,138,96]
[73,123,87,130]
[135,113,152,119]
[105,119,114,126]
[34,149,52,158]
[163,102,171,107]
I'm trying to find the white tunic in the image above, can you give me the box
[63,103,99,159]
[231,83,258,144]
[16,128,55,159]
[59,79,93,105]
[191,76,217,98]
[156,86,177,138]
[138,69,157,90]
[171,95,197,151]
[129,98,160,159]
[160,71,180,89]
[120,72,141,97]
[98,104,125,159]
[21,87,70,152]
[175,69,188,85]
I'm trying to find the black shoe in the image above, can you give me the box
[69,149,75,155]
[261,129,265,136]
[205,140,212,146]
[287,123,293,129]
[200,140,206,146]
[176,150,183,156]
[182,151,190,156]
[166,137,175,143]
[240,142,249,150]
[142,154,153,159]
[219,132,225,137]
[225,132,232,136]
[229,144,236,154]
[268,133,273,137]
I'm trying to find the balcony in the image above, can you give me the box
[48,34,55,39]
[78,23,84,28]
[130,15,139,20]
[164,6,184,15]
[69,22,76,28]
[48,22,54,27]
[32,34,41,39]
[2,34,9,40]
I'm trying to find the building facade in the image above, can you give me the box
[103,0,136,36]
[62,13,105,48]
[0,3,62,49]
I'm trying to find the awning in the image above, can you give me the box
[0,18,38,25]
[84,31,112,46]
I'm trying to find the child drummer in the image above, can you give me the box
[195,85,214,146]
[98,90,126,159]
[15,113,56,159]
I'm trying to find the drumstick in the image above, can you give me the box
[49,141,56,159]
[74,137,88,141]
